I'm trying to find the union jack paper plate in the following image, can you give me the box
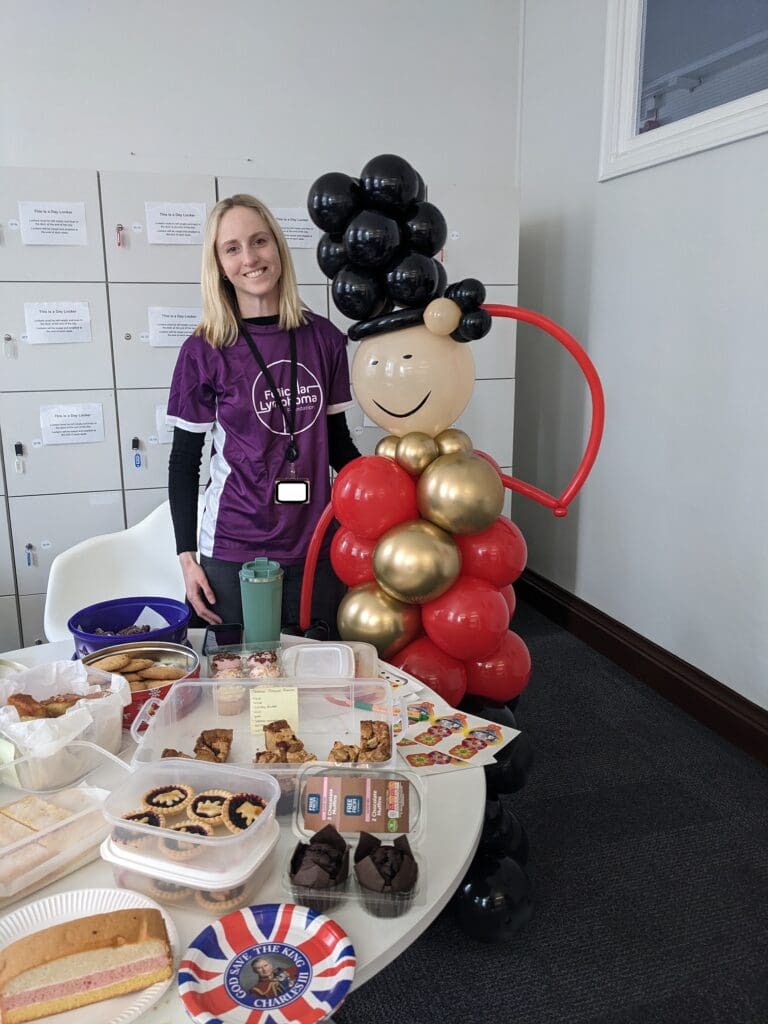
[178,902,356,1023]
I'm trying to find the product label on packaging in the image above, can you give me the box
[301,775,410,833]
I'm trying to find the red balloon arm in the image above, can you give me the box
[299,501,335,631]
[482,303,605,517]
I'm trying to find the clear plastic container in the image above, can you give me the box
[0,742,128,909]
[286,764,424,917]
[130,677,396,777]
[101,816,279,914]
[101,760,280,877]
[280,643,355,679]
[204,641,282,681]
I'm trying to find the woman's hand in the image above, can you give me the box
[179,552,222,624]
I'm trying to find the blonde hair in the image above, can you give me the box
[199,194,307,347]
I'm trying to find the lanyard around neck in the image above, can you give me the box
[239,322,299,462]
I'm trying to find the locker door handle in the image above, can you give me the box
[116,223,125,247]
[3,333,12,358]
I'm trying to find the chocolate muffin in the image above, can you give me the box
[353,832,418,918]
[289,823,350,913]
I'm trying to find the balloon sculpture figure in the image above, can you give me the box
[301,154,605,940]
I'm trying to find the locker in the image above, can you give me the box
[20,594,46,647]
[100,172,216,284]
[109,282,203,389]
[125,487,167,527]
[217,177,326,286]
[427,181,519,285]
[0,596,21,651]
[0,500,15,595]
[117,388,211,491]
[0,282,113,391]
[0,167,105,282]
[0,389,122,496]
[9,491,125,597]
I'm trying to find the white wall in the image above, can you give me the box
[0,0,521,184]
[515,0,768,710]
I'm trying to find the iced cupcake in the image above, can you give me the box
[246,651,280,678]
[354,832,418,918]
[289,824,349,913]
[210,652,243,679]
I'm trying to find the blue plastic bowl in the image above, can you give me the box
[68,596,191,658]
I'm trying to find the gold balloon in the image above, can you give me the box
[435,427,474,456]
[395,432,440,476]
[373,519,461,604]
[337,582,422,659]
[417,451,504,535]
[375,435,399,460]
[423,297,462,336]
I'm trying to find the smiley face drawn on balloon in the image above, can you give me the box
[350,302,475,438]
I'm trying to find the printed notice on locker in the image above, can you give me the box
[23,302,92,344]
[39,403,105,445]
[147,306,202,346]
[273,207,319,249]
[145,202,206,244]
[18,202,88,245]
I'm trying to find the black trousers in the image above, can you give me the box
[198,555,346,638]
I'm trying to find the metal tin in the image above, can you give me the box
[82,641,200,730]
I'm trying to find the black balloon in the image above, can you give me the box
[445,277,487,311]
[454,307,492,342]
[403,201,447,257]
[344,210,401,269]
[434,259,447,297]
[453,853,534,942]
[385,253,440,307]
[459,695,517,727]
[414,171,427,202]
[359,154,419,214]
[480,800,529,864]
[332,266,387,321]
[307,172,361,234]
[484,732,534,798]
[316,234,347,279]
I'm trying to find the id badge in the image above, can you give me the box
[274,478,311,504]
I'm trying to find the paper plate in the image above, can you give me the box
[0,887,179,1024]
[179,902,356,1024]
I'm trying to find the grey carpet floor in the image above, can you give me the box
[335,601,768,1024]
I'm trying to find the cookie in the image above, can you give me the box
[160,820,211,861]
[91,653,133,672]
[222,793,268,833]
[142,784,193,817]
[188,790,232,826]
[138,665,186,681]
[122,658,156,673]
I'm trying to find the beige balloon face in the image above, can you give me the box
[351,324,475,438]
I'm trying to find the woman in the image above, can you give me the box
[167,194,359,632]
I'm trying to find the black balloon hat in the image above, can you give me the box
[308,153,491,344]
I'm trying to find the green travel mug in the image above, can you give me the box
[239,558,284,644]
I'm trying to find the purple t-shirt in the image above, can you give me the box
[166,313,352,564]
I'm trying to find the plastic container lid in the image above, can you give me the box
[281,643,356,679]
[100,816,280,889]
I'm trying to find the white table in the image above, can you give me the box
[0,638,485,1023]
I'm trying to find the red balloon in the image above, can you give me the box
[464,630,531,702]
[389,636,467,706]
[332,457,418,540]
[422,576,509,661]
[454,516,527,587]
[474,449,503,476]
[330,528,376,587]
[500,584,516,619]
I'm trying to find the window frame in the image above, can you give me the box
[599,0,768,181]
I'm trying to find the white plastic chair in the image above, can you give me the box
[43,498,201,642]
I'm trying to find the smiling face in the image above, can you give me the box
[351,322,475,437]
[216,206,282,316]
